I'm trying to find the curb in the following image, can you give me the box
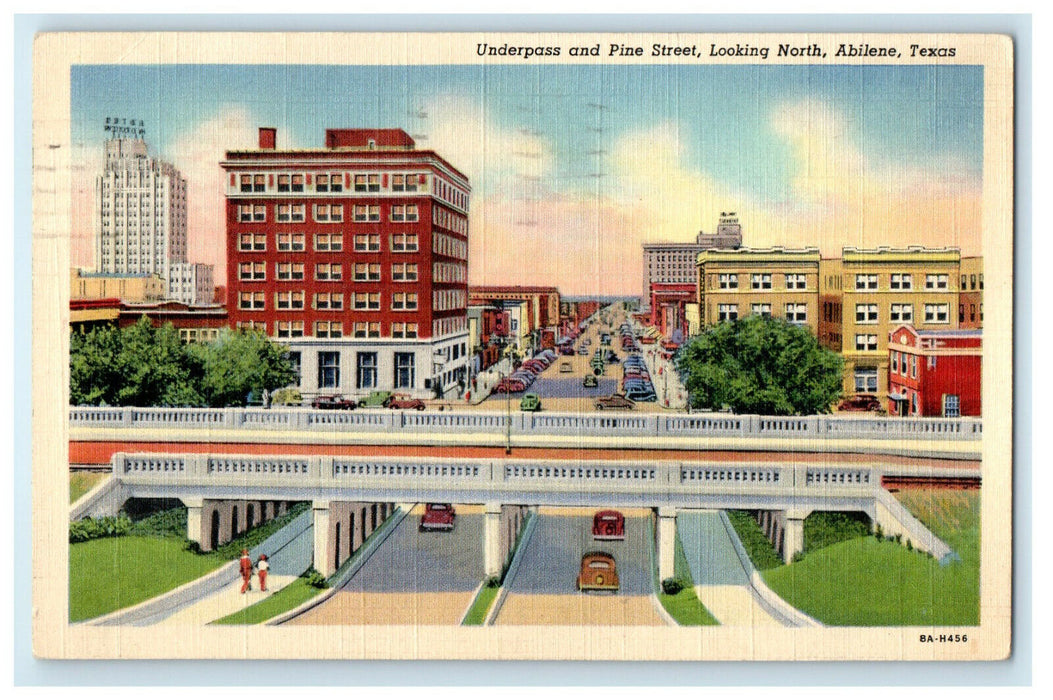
[647,515,680,627]
[267,505,408,625]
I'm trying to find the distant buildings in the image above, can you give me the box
[92,136,214,305]
[641,212,743,309]
[221,127,471,399]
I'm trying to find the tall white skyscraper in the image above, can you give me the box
[94,137,212,304]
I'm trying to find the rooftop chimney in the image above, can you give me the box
[258,127,277,150]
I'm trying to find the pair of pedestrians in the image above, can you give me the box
[239,550,269,594]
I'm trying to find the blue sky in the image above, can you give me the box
[70,63,985,293]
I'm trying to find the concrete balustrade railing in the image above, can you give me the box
[70,406,983,442]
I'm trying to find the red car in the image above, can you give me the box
[388,395,426,411]
[591,510,626,540]
[494,378,526,393]
[311,395,357,410]
[838,394,883,412]
[419,503,456,531]
[594,394,636,411]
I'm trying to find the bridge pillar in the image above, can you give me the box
[657,507,677,582]
[782,510,807,564]
[184,497,204,546]
[483,502,503,579]
[312,500,335,577]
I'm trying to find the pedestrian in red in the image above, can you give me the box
[256,554,269,592]
[239,549,253,593]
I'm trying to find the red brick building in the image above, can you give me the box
[649,283,696,343]
[887,325,982,417]
[221,128,471,399]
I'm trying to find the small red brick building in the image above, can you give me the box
[887,325,981,417]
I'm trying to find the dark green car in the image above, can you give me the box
[358,390,394,408]
[519,393,542,412]
[583,374,599,388]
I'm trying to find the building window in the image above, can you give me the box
[238,292,265,310]
[890,303,914,323]
[910,355,917,379]
[315,321,343,339]
[238,233,266,251]
[314,233,343,252]
[314,292,344,310]
[240,174,254,193]
[315,263,343,282]
[890,273,913,290]
[925,274,949,290]
[717,304,738,322]
[238,204,266,222]
[961,274,968,290]
[354,174,380,193]
[855,304,878,324]
[392,174,419,193]
[239,262,266,281]
[785,273,806,290]
[356,352,378,389]
[317,351,340,389]
[276,262,305,281]
[785,303,807,324]
[979,274,984,290]
[392,322,418,338]
[313,204,343,223]
[353,263,381,281]
[287,352,301,384]
[315,173,343,193]
[276,321,304,338]
[959,304,965,323]
[277,203,306,223]
[391,233,418,252]
[718,274,738,290]
[392,263,419,282]
[943,394,961,418]
[392,292,418,310]
[751,273,772,290]
[275,291,304,310]
[276,232,305,251]
[854,367,878,393]
[354,234,381,252]
[891,352,899,374]
[970,304,976,322]
[924,303,950,324]
[394,352,416,389]
[391,204,419,222]
[353,292,381,310]
[855,274,878,291]
[353,204,380,222]
[750,303,771,318]
[854,334,878,351]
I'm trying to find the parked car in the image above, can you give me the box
[595,394,636,411]
[358,390,394,408]
[559,361,573,373]
[582,374,599,388]
[388,394,426,411]
[577,346,589,355]
[494,378,527,393]
[577,551,620,592]
[624,386,657,402]
[419,503,456,531]
[311,394,357,410]
[839,394,883,412]
[519,393,542,412]
[592,510,626,540]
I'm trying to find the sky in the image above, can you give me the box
[70,63,984,296]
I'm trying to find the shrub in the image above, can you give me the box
[485,576,501,589]
[906,539,913,551]
[69,515,132,543]
[792,551,806,564]
[874,523,884,540]
[303,568,329,589]
[661,577,685,595]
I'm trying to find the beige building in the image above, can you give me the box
[70,267,165,302]
[959,256,984,330]
[697,247,821,333]
[837,247,962,396]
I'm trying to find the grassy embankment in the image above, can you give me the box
[727,491,979,626]
[70,472,109,503]
[69,502,309,622]
[655,525,720,626]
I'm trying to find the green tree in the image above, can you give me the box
[190,328,297,407]
[675,315,843,415]
[70,325,121,406]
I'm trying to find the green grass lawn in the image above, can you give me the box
[461,583,500,625]
[70,472,108,503]
[211,576,324,625]
[69,536,224,622]
[761,489,980,626]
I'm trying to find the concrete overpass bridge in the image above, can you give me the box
[74,450,971,584]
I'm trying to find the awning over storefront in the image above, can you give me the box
[644,326,662,339]
[887,393,908,401]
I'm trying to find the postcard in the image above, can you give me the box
[33,31,1013,660]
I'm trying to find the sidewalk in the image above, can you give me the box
[155,575,299,625]
[468,356,514,405]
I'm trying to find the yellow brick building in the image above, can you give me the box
[697,247,821,332]
[70,267,165,303]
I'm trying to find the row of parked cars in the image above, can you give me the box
[621,353,657,402]
[310,391,426,411]
[493,348,559,394]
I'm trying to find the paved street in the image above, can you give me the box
[495,507,666,626]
